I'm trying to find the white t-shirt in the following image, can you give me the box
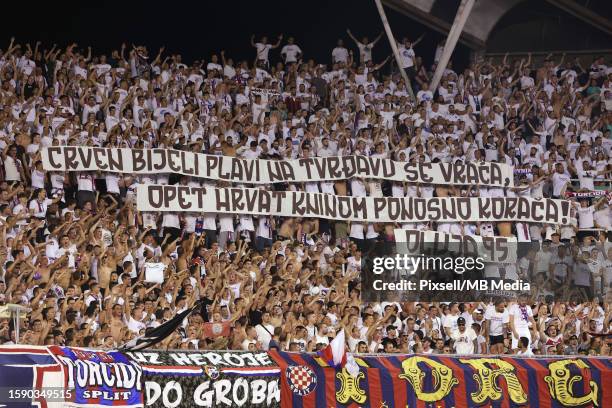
[357,42,374,62]
[224,65,236,79]
[577,206,595,229]
[578,170,596,190]
[451,328,477,354]
[417,90,433,102]
[128,316,146,334]
[346,256,362,274]
[219,215,235,233]
[332,47,349,63]
[4,156,22,181]
[255,43,272,61]
[144,262,166,283]
[561,217,578,240]
[77,173,95,191]
[50,173,65,192]
[350,179,367,197]
[516,349,534,357]
[255,323,275,350]
[239,215,254,232]
[484,306,509,336]
[281,44,302,63]
[603,259,612,286]
[443,314,459,334]
[29,199,51,219]
[31,169,45,189]
[520,75,535,89]
[206,62,222,72]
[398,45,415,69]
[516,222,532,242]
[349,223,365,239]
[256,217,273,239]
[508,304,533,331]
[105,173,120,194]
[11,207,31,232]
[551,172,570,196]
[594,208,611,230]
[202,214,216,230]
[162,213,180,229]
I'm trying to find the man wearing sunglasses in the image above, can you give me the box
[451,317,477,355]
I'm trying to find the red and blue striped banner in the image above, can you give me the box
[269,351,612,408]
[1,346,610,408]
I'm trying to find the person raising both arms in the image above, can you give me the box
[251,34,283,68]
[346,29,383,65]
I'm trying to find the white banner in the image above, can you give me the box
[136,185,571,224]
[42,147,515,187]
[394,229,518,263]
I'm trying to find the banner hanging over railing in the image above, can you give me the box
[124,350,280,408]
[0,346,64,408]
[48,346,144,407]
[0,346,610,408]
[42,147,515,187]
[269,351,611,408]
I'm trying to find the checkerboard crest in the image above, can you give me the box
[286,365,318,396]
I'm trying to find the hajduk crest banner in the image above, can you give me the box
[0,347,611,408]
[136,185,572,225]
[42,146,514,187]
[48,346,143,407]
[269,351,612,408]
[125,350,280,407]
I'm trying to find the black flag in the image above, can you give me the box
[119,300,202,351]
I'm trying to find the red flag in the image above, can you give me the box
[202,321,231,339]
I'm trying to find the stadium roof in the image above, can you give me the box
[383,0,612,52]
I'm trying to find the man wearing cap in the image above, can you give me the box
[472,307,485,327]
[451,316,477,355]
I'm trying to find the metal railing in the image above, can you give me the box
[483,49,612,65]
[569,179,612,188]
[485,49,612,57]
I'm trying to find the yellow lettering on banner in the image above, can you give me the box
[335,368,367,404]
[545,359,599,407]
[459,358,527,405]
[398,356,458,402]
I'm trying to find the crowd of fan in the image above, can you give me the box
[0,33,610,357]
